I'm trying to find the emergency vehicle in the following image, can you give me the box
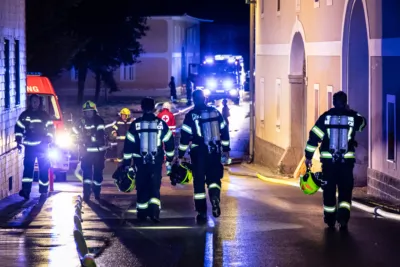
[27,73,71,182]
[189,55,246,105]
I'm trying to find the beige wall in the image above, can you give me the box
[141,19,169,53]
[255,0,400,199]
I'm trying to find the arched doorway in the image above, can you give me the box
[342,0,369,186]
[286,32,307,173]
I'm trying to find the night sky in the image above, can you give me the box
[141,0,250,24]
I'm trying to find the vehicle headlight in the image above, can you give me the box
[229,89,238,96]
[48,149,60,160]
[223,80,234,89]
[56,132,73,148]
[206,79,217,89]
[203,89,211,96]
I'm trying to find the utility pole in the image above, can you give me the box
[247,0,256,163]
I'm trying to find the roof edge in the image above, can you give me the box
[182,13,213,23]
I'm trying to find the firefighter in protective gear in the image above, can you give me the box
[304,91,366,230]
[123,97,175,222]
[107,108,134,162]
[15,94,55,200]
[72,101,107,201]
[157,102,177,135]
[178,89,230,223]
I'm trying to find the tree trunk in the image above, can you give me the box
[95,71,101,102]
[77,66,87,106]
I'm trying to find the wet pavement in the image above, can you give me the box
[2,96,399,266]
[1,169,400,266]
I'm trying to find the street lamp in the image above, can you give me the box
[246,0,256,163]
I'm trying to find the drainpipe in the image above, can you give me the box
[248,1,256,163]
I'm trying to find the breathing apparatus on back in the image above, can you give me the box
[139,98,160,164]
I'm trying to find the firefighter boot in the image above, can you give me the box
[196,212,207,224]
[19,190,30,200]
[83,184,91,202]
[337,209,350,231]
[137,210,148,222]
[324,216,336,229]
[211,197,221,218]
[149,205,160,223]
[92,185,101,201]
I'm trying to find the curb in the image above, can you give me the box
[73,195,97,267]
[227,167,400,222]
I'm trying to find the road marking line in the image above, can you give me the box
[255,173,400,221]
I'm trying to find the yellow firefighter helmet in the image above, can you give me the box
[82,101,97,112]
[119,108,131,117]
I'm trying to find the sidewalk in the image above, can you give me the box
[0,183,113,266]
[226,163,400,219]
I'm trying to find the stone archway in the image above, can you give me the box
[342,0,369,186]
[280,32,307,174]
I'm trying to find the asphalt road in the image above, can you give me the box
[1,169,400,266]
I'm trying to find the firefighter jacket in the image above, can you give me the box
[178,105,230,158]
[305,108,367,163]
[157,108,176,134]
[123,113,175,165]
[72,114,107,152]
[14,109,55,146]
[107,117,134,141]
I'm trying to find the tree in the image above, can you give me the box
[67,0,148,104]
[26,0,85,77]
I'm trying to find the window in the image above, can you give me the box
[327,86,333,110]
[261,0,264,15]
[314,84,320,121]
[71,67,78,81]
[120,64,135,81]
[14,40,20,105]
[259,78,265,122]
[386,94,396,162]
[296,0,301,11]
[276,79,281,131]
[327,0,333,6]
[174,26,178,43]
[277,0,281,12]
[314,0,320,8]
[4,39,10,109]
[42,95,61,120]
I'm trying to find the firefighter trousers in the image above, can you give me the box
[116,141,124,162]
[322,162,354,225]
[135,163,162,217]
[22,145,50,194]
[190,146,224,213]
[81,151,106,198]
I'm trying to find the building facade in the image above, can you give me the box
[255,0,400,200]
[54,14,211,93]
[0,0,27,199]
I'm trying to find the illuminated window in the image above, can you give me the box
[314,84,320,121]
[259,78,265,122]
[314,0,320,8]
[327,86,333,110]
[387,94,396,162]
[120,65,135,81]
[276,79,281,131]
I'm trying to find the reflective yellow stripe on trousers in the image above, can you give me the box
[194,193,206,200]
[208,183,221,190]
[339,201,351,210]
